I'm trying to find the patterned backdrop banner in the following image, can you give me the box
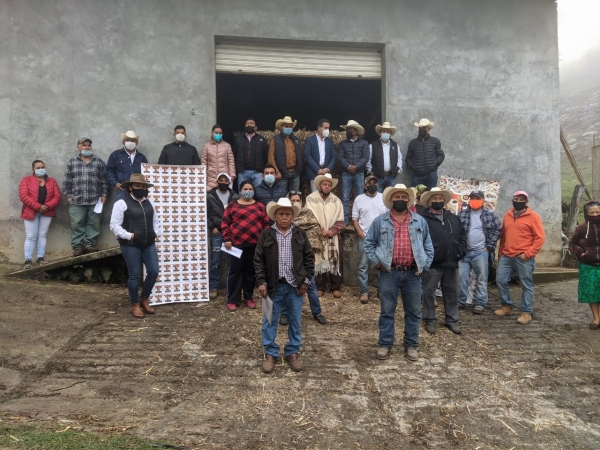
[141,164,209,305]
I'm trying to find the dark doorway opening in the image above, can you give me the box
[216,73,382,143]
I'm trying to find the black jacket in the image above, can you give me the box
[337,138,370,172]
[254,180,287,207]
[158,142,201,165]
[405,135,444,176]
[254,226,314,297]
[233,133,268,173]
[207,187,238,233]
[421,208,466,269]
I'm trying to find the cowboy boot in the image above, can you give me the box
[140,297,155,314]
[131,302,144,319]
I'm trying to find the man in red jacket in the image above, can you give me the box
[494,191,546,324]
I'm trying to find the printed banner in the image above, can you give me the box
[439,175,501,214]
[141,163,209,305]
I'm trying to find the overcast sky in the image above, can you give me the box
[557,0,600,63]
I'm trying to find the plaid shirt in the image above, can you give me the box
[221,201,270,246]
[457,207,502,250]
[62,156,108,205]
[273,223,297,286]
[391,211,415,266]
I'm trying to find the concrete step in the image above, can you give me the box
[533,267,579,283]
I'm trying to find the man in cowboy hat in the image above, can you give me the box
[457,189,502,314]
[268,116,303,192]
[63,137,109,256]
[233,118,268,190]
[306,173,345,298]
[158,125,201,166]
[304,118,336,192]
[419,188,467,335]
[352,175,388,304]
[337,120,370,224]
[367,121,402,193]
[495,191,545,325]
[364,184,433,361]
[405,118,444,189]
[107,131,148,202]
[254,198,314,373]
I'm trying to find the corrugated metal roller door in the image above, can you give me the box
[215,43,381,79]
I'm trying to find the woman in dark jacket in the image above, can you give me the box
[19,160,61,268]
[569,200,600,329]
[110,174,161,319]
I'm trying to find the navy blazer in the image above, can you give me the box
[304,134,336,181]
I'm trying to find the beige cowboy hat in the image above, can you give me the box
[382,184,416,209]
[121,173,154,188]
[121,130,140,142]
[275,116,297,130]
[414,118,434,128]
[375,121,397,136]
[266,198,301,221]
[340,120,365,136]
[420,187,452,206]
[313,173,338,189]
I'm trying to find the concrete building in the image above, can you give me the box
[0,0,561,265]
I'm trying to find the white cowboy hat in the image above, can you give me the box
[266,198,301,221]
[121,130,140,142]
[375,121,397,136]
[420,187,452,206]
[414,118,434,128]
[275,116,297,130]
[340,120,365,136]
[382,184,416,209]
[313,173,338,189]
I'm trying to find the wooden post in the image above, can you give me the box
[566,185,585,236]
[592,144,600,200]
[560,126,591,200]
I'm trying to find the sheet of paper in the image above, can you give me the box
[93,198,103,214]
[262,295,274,325]
[220,244,242,259]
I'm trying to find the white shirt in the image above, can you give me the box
[316,134,326,166]
[352,193,388,235]
[110,195,162,241]
[124,148,137,164]
[367,141,403,174]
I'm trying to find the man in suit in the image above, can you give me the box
[304,118,336,192]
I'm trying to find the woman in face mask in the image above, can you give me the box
[109,174,161,319]
[201,124,236,190]
[18,160,62,269]
[221,181,270,311]
[569,200,600,329]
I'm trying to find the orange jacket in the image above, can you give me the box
[498,208,545,259]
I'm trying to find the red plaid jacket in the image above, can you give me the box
[221,201,270,246]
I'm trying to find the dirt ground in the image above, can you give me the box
[1,264,600,449]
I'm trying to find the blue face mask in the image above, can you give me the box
[381,133,390,141]
[241,190,254,199]
[213,133,223,142]
[81,150,93,157]
[264,174,275,185]
[282,128,293,136]
[35,169,47,177]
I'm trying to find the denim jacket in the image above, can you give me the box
[364,210,434,274]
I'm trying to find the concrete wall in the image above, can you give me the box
[0,0,560,265]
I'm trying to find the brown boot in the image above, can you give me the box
[285,353,303,372]
[140,297,155,314]
[131,303,144,318]
[332,290,342,298]
[262,355,276,373]
[494,305,513,316]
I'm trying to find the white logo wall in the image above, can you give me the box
[142,164,209,305]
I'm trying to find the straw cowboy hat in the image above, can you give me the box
[121,173,154,188]
[121,130,140,142]
[414,118,434,128]
[313,173,338,189]
[375,121,397,136]
[420,187,452,206]
[340,120,365,136]
[275,116,297,130]
[382,184,416,209]
[266,198,301,221]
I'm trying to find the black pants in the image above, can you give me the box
[422,267,460,325]
[316,235,343,292]
[226,245,256,305]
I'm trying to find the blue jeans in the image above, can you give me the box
[281,276,322,317]
[495,255,536,313]
[376,174,397,193]
[209,232,223,290]
[458,249,489,307]
[341,172,365,223]
[357,237,370,294]
[120,244,160,304]
[114,188,128,202]
[279,172,299,192]
[378,269,422,349]
[262,282,304,358]
[411,171,438,189]
[237,170,263,190]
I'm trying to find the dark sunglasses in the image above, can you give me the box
[288,191,302,196]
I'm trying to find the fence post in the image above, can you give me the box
[566,185,585,236]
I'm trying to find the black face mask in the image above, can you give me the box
[218,183,229,192]
[513,201,527,211]
[392,200,408,212]
[590,215,600,224]
[132,188,148,199]
[418,128,427,138]
[346,131,355,140]
[431,201,445,211]
[245,126,255,134]
[367,185,378,194]
[319,190,331,197]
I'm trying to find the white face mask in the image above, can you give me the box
[175,133,185,142]
[124,141,137,151]
[322,129,330,138]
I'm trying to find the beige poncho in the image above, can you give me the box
[305,192,344,276]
